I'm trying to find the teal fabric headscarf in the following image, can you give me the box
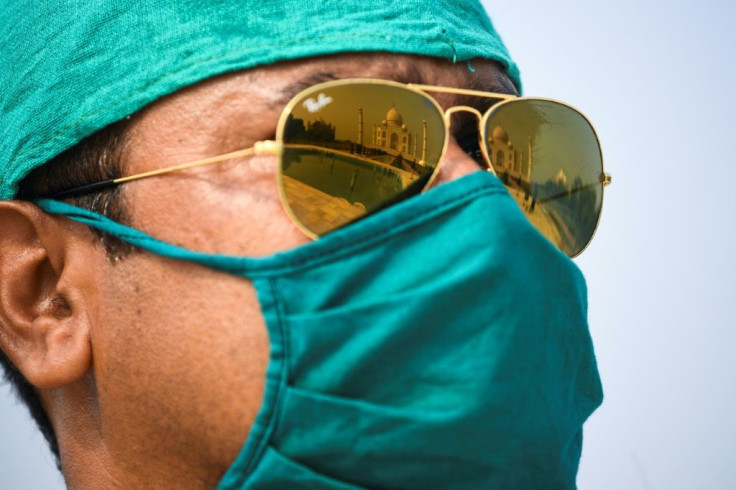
[0,0,520,200]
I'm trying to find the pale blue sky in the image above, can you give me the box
[2,1,734,488]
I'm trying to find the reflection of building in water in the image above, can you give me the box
[364,106,427,163]
[487,125,532,189]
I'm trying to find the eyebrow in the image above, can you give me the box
[269,65,425,111]
[268,64,517,111]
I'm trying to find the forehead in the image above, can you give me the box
[132,53,512,125]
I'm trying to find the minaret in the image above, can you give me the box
[421,120,427,164]
[413,132,418,157]
[357,108,364,146]
[372,123,377,145]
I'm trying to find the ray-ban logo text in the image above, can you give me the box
[303,93,333,113]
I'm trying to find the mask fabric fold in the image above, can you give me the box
[36,171,602,489]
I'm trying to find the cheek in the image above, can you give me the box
[127,155,310,257]
[92,255,269,464]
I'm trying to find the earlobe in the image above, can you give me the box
[0,201,93,389]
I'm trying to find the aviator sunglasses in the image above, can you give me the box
[48,79,611,257]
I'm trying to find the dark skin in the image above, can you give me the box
[0,53,515,488]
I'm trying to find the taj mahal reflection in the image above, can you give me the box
[370,106,428,165]
[281,98,436,235]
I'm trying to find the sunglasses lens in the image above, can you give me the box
[484,99,604,256]
[279,82,446,236]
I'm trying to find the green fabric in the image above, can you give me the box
[0,0,520,200]
[37,171,602,488]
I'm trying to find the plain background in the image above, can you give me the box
[1,1,734,488]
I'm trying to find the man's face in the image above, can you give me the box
[57,53,513,480]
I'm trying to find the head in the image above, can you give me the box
[0,2,520,487]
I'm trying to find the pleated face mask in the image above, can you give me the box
[37,171,603,489]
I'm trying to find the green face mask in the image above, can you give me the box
[37,171,602,489]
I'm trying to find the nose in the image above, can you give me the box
[428,106,489,189]
[429,139,485,188]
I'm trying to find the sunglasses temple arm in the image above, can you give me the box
[48,179,117,199]
[43,141,284,200]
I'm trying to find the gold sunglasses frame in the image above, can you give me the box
[49,78,611,257]
[275,79,611,256]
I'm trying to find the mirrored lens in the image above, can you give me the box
[484,99,603,256]
[279,82,446,236]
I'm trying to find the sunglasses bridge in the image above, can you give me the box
[440,105,495,175]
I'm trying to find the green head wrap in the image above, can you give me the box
[0,0,520,200]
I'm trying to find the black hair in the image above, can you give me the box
[1,117,135,469]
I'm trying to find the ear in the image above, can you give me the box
[0,201,94,389]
